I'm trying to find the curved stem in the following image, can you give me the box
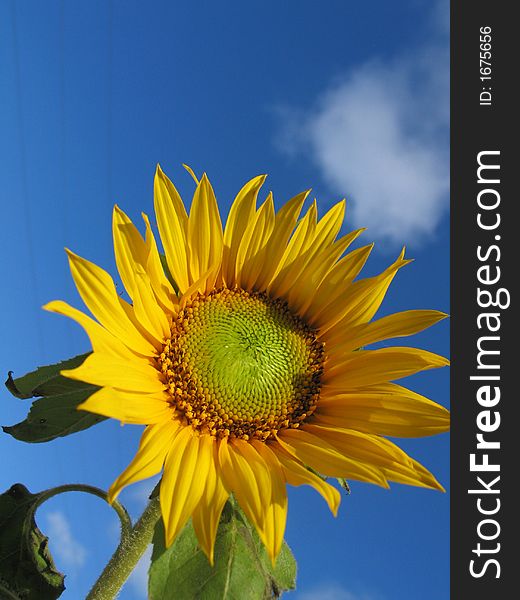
[86,497,162,600]
[29,483,132,543]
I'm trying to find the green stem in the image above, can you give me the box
[86,497,162,600]
[30,483,132,543]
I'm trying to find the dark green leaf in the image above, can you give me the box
[0,484,65,599]
[3,389,105,443]
[5,354,91,399]
[3,353,105,443]
[149,498,296,600]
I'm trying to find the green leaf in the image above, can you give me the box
[3,389,105,443]
[3,353,105,443]
[0,484,65,599]
[149,499,297,600]
[5,353,91,399]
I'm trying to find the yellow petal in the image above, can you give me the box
[182,163,199,184]
[314,383,450,437]
[305,424,444,490]
[77,386,171,425]
[300,199,346,271]
[187,174,223,289]
[131,271,170,343]
[108,420,180,502]
[323,347,449,388]
[65,249,155,356]
[274,444,340,515]
[254,190,308,291]
[328,310,448,357]
[315,248,411,334]
[154,165,190,293]
[302,244,373,323]
[267,202,318,297]
[252,440,288,564]
[382,456,445,491]
[61,352,165,393]
[117,294,160,350]
[222,174,267,287]
[179,264,219,307]
[160,429,212,546]
[314,199,346,240]
[191,440,229,565]
[112,205,148,300]
[269,201,348,301]
[236,194,275,290]
[43,300,140,362]
[277,428,388,487]
[218,438,271,536]
[142,212,177,313]
[302,423,415,469]
[287,228,364,314]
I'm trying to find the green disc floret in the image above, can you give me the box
[159,288,324,441]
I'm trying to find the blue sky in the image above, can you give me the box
[0,1,449,598]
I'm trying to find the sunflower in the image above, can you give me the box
[44,166,449,565]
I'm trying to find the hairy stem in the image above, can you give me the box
[86,497,161,600]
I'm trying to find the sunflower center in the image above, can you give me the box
[159,288,324,441]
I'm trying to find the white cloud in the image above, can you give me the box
[277,2,449,248]
[46,510,87,568]
[297,583,381,600]
[126,545,152,598]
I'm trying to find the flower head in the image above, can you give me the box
[45,166,449,564]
